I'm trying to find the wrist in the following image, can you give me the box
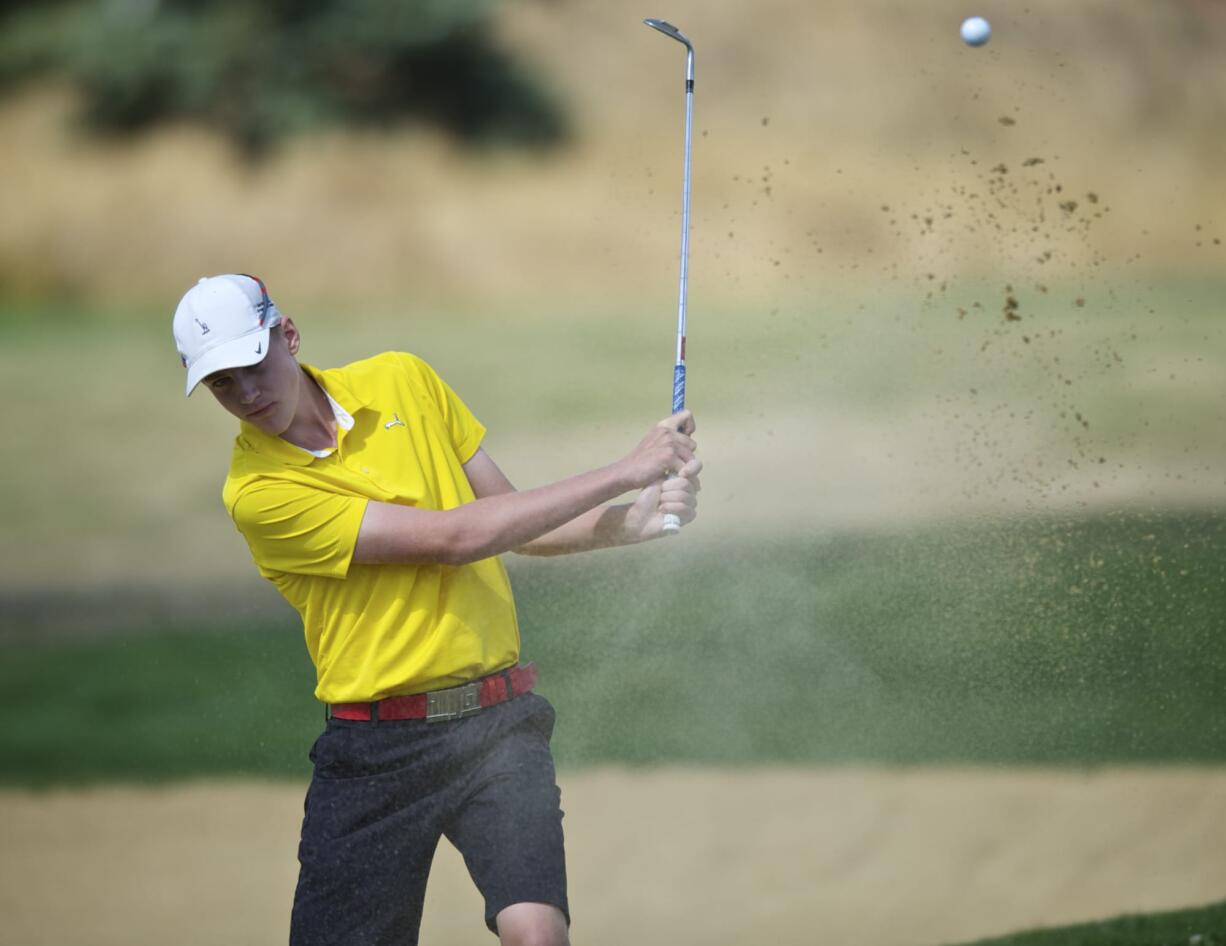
[607,458,640,495]
[612,503,645,546]
[590,503,635,548]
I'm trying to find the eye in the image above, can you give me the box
[208,376,231,389]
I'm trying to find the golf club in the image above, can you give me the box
[643,17,694,533]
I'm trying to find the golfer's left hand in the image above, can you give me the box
[625,456,703,540]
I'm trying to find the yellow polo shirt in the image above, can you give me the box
[222,351,520,703]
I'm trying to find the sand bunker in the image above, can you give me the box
[1,767,1224,946]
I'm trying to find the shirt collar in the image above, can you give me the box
[297,391,353,458]
[237,362,367,465]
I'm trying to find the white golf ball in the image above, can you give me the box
[960,16,991,47]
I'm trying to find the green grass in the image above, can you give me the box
[0,622,320,783]
[945,898,1226,946]
[2,510,1224,784]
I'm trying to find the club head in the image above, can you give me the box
[643,18,693,50]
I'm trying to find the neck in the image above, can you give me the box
[281,368,336,452]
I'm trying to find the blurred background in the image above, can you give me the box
[1,1,1225,944]
[2,0,1226,594]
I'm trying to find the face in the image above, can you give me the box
[201,319,304,435]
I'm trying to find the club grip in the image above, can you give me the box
[662,363,687,534]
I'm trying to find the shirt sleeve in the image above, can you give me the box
[403,353,486,463]
[230,481,368,579]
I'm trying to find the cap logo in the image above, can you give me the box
[241,273,273,326]
[195,318,210,335]
[255,341,263,355]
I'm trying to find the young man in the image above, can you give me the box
[173,274,701,946]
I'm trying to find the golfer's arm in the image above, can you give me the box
[352,450,631,566]
[513,504,637,556]
[463,448,638,556]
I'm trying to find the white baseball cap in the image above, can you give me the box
[173,274,282,395]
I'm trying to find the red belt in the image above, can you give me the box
[329,663,538,723]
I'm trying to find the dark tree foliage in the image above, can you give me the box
[0,0,567,155]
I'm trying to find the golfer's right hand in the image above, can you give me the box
[620,410,697,489]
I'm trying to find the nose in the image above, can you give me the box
[236,372,260,404]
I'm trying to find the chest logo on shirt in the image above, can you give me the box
[384,413,407,429]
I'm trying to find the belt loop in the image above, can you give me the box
[324,702,330,723]
[502,668,516,701]
[370,700,379,726]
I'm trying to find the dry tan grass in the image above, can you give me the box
[1,0,1224,309]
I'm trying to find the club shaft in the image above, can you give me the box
[673,49,694,415]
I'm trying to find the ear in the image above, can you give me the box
[281,317,302,356]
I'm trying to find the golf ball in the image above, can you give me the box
[960,16,991,47]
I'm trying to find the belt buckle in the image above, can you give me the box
[426,681,483,723]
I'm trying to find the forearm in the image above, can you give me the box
[513,503,639,556]
[445,464,633,563]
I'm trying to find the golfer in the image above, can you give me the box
[173,274,701,946]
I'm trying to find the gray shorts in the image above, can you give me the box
[290,693,568,944]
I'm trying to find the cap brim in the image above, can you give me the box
[184,327,273,395]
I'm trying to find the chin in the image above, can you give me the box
[249,408,290,435]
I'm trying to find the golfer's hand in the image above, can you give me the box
[619,410,697,490]
[621,410,700,540]
[625,458,703,540]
